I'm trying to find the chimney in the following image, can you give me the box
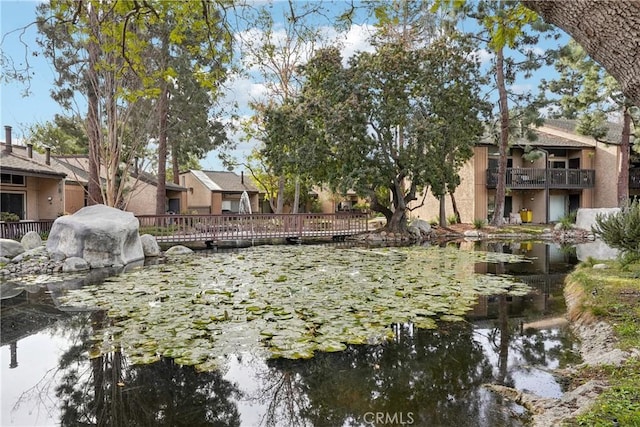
[45,147,51,165]
[4,125,12,153]
[241,170,244,185]
[27,143,33,158]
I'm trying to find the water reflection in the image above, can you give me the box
[1,243,580,426]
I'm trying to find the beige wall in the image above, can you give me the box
[1,176,64,220]
[408,153,478,224]
[592,142,619,208]
[64,182,85,214]
[125,180,157,215]
[182,173,212,213]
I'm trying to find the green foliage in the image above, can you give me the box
[27,115,89,155]
[447,214,458,225]
[592,200,640,258]
[566,263,640,427]
[557,211,576,230]
[473,218,486,229]
[0,212,20,222]
[296,27,486,230]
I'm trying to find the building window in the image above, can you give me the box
[0,173,25,186]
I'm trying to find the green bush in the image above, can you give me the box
[1,212,19,222]
[592,199,640,260]
[557,212,576,230]
[472,218,485,229]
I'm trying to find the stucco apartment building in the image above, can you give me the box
[180,170,261,214]
[1,126,187,220]
[409,119,639,224]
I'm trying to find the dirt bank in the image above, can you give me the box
[488,273,639,426]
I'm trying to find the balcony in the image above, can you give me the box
[486,168,595,189]
[630,168,640,189]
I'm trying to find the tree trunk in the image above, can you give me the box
[491,46,509,226]
[439,194,447,228]
[523,0,640,107]
[156,33,169,216]
[387,208,407,233]
[171,141,180,185]
[450,192,461,223]
[618,106,631,207]
[156,84,168,215]
[86,5,102,206]
[276,175,285,214]
[292,177,300,214]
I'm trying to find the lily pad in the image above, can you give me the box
[57,244,532,369]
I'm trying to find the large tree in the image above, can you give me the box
[523,0,640,108]
[35,1,233,211]
[297,31,486,232]
[236,1,331,214]
[542,40,640,208]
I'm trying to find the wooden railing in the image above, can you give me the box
[486,168,595,189]
[0,220,55,240]
[136,212,369,244]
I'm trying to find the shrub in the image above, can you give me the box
[592,199,640,259]
[473,218,485,229]
[557,212,576,230]
[1,212,19,222]
[447,214,458,225]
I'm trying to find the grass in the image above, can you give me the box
[492,224,548,235]
[562,260,640,426]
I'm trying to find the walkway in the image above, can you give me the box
[136,213,369,244]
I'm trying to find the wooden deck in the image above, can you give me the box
[136,213,369,244]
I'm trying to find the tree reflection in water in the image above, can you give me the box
[248,322,527,427]
[54,312,242,427]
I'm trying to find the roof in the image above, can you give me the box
[543,118,633,144]
[133,170,186,191]
[0,144,66,179]
[513,131,593,149]
[190,170,259,193]
[480,117,633,150]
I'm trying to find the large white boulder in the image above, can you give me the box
[575,208,621,232]
[0,239,24,258]
[46,205,144,268]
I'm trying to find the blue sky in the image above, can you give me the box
[0,1,569,171]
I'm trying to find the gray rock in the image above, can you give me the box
[46,204,144,268]
[0,256,10,264]
[593,263,608,269]
[140,234,162,257]
[20,231,43,250]
[0,239,25,258]
[409,218,431,234]
[576,240,619,262]
[576,207,621,232]
[165,245,194,255]
[62,257,90,273]
[463,230,481,238]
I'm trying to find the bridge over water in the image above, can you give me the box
[136,213,369,246]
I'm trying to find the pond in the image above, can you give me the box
[1,241,582,426]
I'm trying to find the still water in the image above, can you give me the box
[1,242,581,427]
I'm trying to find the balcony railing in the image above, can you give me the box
[486,168,595,189]
[630,168,640,189]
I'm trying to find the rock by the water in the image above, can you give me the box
[140,234,162,257]
[46,204,144,268]
[165,245,193,255]
[576,208,621,232]
[62,257,90,273]
[409,218,431,235]
[21,231,43,250]
[0,239,25,258]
